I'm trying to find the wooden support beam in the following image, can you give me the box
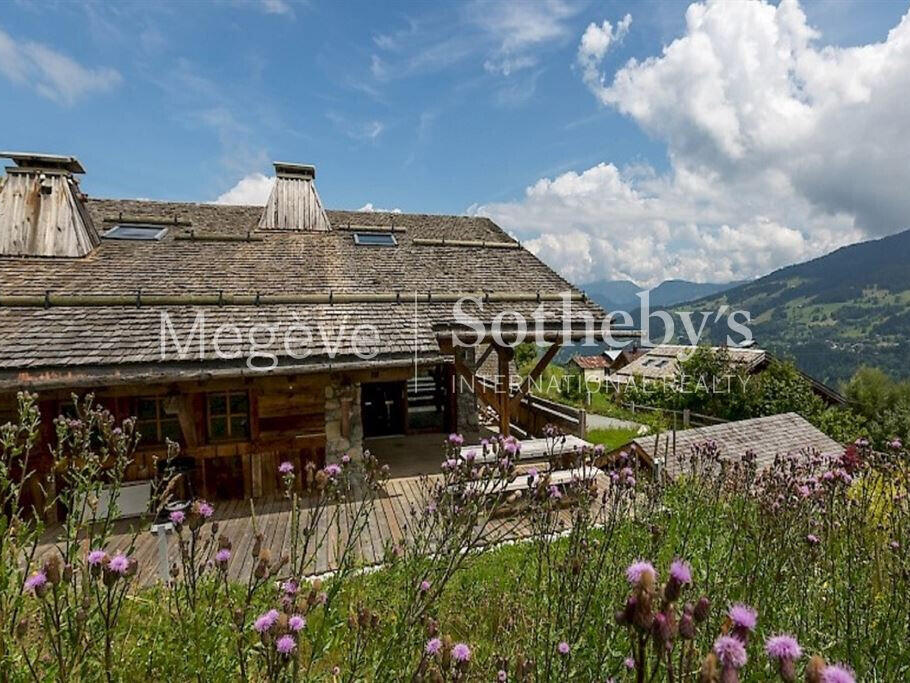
[510,342,561,412]
[496,345,514,437]
[451,348,500,411]
[475,342,495,371]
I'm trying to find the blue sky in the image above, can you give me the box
[2,0,910,285]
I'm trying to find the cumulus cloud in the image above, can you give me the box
[476,0,909,285]
[357,203,402,214]
[0,27,121,105]
[213,173,274,205]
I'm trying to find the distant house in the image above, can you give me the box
[603,413,844,477]
[609,344,845,405]
[568,354,612,384]
[0,152,627,510]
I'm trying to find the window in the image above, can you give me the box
[207,391,250,441]
[353,232,397,246]
[102,224,169,241]
[135,396,182,445]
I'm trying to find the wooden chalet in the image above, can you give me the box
[0,152,628,512]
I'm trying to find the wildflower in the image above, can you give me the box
[625,560,656,586]
[557,641,570,655]
[821,664,855,683]
[278,461,294,474]
[288,615,305,632]
[713,635,747,669]
[548,485,562,500]
[324,463,342,478]
[448,433,464,447]
[341,453,351,464]
[276,634,296,655]
[497,671,507,682]
[87,549,106,566]
[215,548,231,566]
[282,579,299,595]
[425,637,442,656]
[728,603,757,639]
[765,634,802,683]
[418,579,431,593]
[669,559,692,585]
[253,609,279,633]
[169,510,185,525]
[108,554,130,575]
[24,571,48,595]
[624,657,635,670]
[693,596,710,622]
[194,500,214,519]
[451,642,471,663]
[889,438,902,450]
[807,533,820,545]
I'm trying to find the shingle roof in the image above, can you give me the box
[628,413,843,477]
[612,344,767,383]
[0,198,608,387]
[570,354,611,369]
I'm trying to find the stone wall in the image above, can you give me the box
[324,376,363,463]
[455,348,480,442]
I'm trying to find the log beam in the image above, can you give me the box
[510,342,561,412]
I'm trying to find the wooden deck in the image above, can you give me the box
[35,470,609,588]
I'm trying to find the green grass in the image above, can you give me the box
[585,427,639,451]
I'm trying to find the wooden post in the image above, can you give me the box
[682,408,690,428]
[497,345,512,437]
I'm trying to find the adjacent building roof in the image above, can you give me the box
[0,197,610,389]
[611,344,768,383]
[620,413,843,478]
[570,354,611,370]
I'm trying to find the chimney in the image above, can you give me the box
[0,152,99,257]
[258,161,330,231]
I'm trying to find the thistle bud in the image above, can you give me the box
[679,611,696,640]
[693,596,711,623]
[15,618,28,639]
[698,652,718,683]
[252,533,263,559]
[62,563,73,583]
[44,556,62,586]
[805,656,825,683]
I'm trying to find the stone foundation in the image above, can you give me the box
[325,376,363,463]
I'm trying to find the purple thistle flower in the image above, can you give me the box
[253,609,279,633]
[821,664,855,683]
[548,485,562,500]
[669,559,692,585]
[288,615,305,632]
[557,641,570,655]
[497,670,507,682]
[418,579,431,593]
[624,657,635,670]
[276,634,296,655]
[341,453,351,464]
[713,635,747,669]
[324,463,342,478]
[87,549,106,566]
[108,554,130,574]
[765,634,802,661]
[625,560,656,586]
[24,571,47,593]
[451,643,471,663]
[728,603,757,631]
[169,510,185,525]
[448,433,465,447]
[194,500,214,519]
[282,579,298,595]
[425,637,442,656]
[215,548,231,565]
[278,461,294,474]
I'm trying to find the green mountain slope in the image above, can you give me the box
[690,229,910,384]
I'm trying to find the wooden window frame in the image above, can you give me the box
[134,396,182,447]
[206,390,251,443]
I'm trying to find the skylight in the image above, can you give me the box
[353,232,397,247]
[103,224,169,241]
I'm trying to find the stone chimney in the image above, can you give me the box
[0,152,99,257]
[258,162,330,231]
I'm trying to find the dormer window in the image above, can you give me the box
[102,224,168,241]
[353,232,397,247]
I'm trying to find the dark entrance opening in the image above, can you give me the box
[361,381,406,437]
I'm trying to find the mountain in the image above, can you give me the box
[689,229,910,384]
[581,278,743,311]
[650,279,747,307]
[580,279,641,310]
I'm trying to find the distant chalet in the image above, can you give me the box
[0,153,622,508]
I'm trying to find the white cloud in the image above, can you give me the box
[357,203,402,214]
[476,0,909,285]
[213,173,274,205]
[260,0,293,16]
[0,27,121,105]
